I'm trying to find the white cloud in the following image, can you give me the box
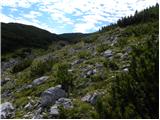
[0,13,57,33]
[74,22,97,33]
[1,0,31,8]
[23,11,42,19]
[1,0,159,33]
[38,0,158,32]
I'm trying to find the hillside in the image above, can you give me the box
[2,23,87,54]
[1,4,159,119]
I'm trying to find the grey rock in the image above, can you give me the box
[68,69,73,72]
[25,84,33,89]
[1,58,20,72]
[81,92,100,105]
[56,98,73,109]
[121,52,128,60]
[123,68,129,72]
[71,59,84,66]
[40,85,66,107]
[50,105,59,116]
[115,53,123,58]
[81,94,91,102]
[32,107,43,119]
[103,50,113,58]
[86,70,93,76]
[32,114,43,119]
[126,47,132,53]
[1,77,10,86]
[122,64,130,69]
[50,98,73,117]
[23,112,34,119]
[86,69,97,76]
[32,76,49,86]
[24,102,32,110]
[95,63,103,69]
[0,102,14,119]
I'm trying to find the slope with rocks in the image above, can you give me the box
[1,4,159,119]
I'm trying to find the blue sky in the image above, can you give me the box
[1,0,159,34]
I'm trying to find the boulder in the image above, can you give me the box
[50,98,73,116]
[56,98,73,109]
[50,105,59,116]
[0,102,14,119]
[32,76,49,86]
[86,69,97,76]
[103,50,113,58]
[40,85,66,107]
[81,92,100,105]
[1,58,20,72]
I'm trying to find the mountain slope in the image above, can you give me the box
[1,4,159,119]
[1,23,62,54]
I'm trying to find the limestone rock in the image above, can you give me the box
[50,98,73,117]
[1,77,10,86]
[32,76,49,86]
[24,102,33,110]
[103,50,113,58]
[50,105,59,116]
[0,102,14,119]
[71,59,84,66]
[40,85,66,107]
[81,92,101,105]
[56,98,73,109]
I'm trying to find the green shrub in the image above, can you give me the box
[83,34,98,43]
[115,37,128,48]
[14,96,28,107]
[54,63,74,95]
[90,74,104,82]
[59,99,99,119]
[30,57,56,77]
[103,60,119,70]
[11,58,33,73]
[77,51,91,59]
[96,44,110,53]
[109,35,159,118]
[95,95,113,118]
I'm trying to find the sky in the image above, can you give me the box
[0,0,159,34]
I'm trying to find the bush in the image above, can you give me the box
[11,58,33,73]
[77,51,91,59]
[14,96,28,107]
[95,95,114,118]
[59,99,98,119]
[103,60,119,70]
[110,35,159,118]
[96,44,110,53]
[54,63,74,95]
[83,34,98,43]
[30,56,56,77]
